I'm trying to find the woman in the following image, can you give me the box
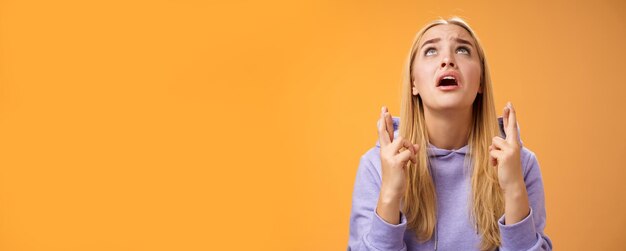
[347,17,552,251]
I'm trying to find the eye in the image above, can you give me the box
[456,46,470,55]
[424,48,437,56]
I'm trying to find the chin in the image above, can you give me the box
[429,98,474,111]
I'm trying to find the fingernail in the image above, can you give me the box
[507,102,512,108]
[381,106,386,114]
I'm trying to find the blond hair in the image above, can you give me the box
[399,17,504,250]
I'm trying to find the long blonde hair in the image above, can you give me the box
[399,17,504,250]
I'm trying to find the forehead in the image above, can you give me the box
[419,24,475,45]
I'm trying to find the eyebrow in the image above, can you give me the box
[454,38,474,47]
[420,38,440,50]
[419,37,475,50]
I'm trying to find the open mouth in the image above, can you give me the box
[438,76,458,87]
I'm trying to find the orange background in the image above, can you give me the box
[1,0,625,250]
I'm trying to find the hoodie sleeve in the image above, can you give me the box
[498,150,553,251]
[347,150,408,251]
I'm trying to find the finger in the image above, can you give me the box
[409,151,417,163]
[403,141,418,163]
[503,105,510,134]
[404,144,420,163]
[489,145,498,166]
[489,148,503,162]
[377,108,391,147]
[411,144,420,163]
[390,136,417,156]
[396,149,414,164]
[377,117,390,147]
[389,136,408,153]
[505,102,519,143]
[384,110,394,142]
[491,136,507,150]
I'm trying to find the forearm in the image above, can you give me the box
[376,188,402,225]
[503,182,530,225]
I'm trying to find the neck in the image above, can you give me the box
[423,105,473,150]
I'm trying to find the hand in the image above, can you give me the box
[489,102,531,224]
[377,106,419,200]
[489,102,524,192]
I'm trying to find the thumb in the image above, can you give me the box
[489,145,498,167]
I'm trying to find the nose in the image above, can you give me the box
[440,56,456,69]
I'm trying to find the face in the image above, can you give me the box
[411,24,482,111]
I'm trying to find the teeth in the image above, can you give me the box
[443,76,455,80]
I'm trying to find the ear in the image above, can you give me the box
[412,80,419,95]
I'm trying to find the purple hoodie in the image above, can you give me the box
[347,117,552,251]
